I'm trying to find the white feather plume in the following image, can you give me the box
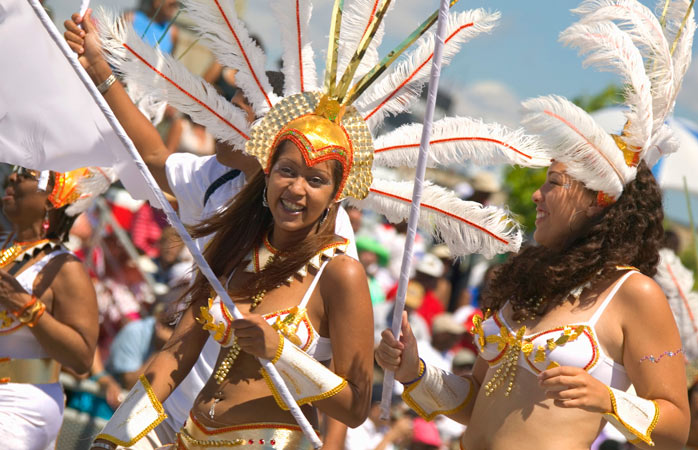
[65,167,117,217]
[182,0,279,116]
[270,0,318,95]
[125,82,167,125]
[346,178,522,258]
[373,116,551,169]
[644,122,680,167]
[355,9,500,130]
[561,21,654,151]
[654,248,698,360]
[662,0,696,112]
[336,0,394,83]
[96,9,251,149]
[573,0,674,133]
[521,95,635,198]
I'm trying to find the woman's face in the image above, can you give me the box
[2,169,48,227]
[266,140,337,234]
[531,161,600,250]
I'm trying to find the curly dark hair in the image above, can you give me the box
[480,161,664,320]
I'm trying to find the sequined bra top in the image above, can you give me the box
[472,270,637,394]
[213,260,333,362]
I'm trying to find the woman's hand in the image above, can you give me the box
[374,312,421,383]
[63,9,109,80]
[538,366,612,413]
[0,268,31,312]
[231,315,280,360]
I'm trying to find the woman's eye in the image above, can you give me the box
[279,166,294,176]
[309,177,327,186]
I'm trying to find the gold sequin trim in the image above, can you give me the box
[401,371,475,421]
[603,386,659,446]
[96,375,167,447]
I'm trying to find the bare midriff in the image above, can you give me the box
[462,368,605,450]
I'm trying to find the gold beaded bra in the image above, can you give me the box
[472,270,637,396]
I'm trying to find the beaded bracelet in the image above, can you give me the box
[17,299,43,323]
[401,358,426,386]
[90,442,114,450]
[12,295,37,318]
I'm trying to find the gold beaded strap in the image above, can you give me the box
[603,386,659,446]
[96,375,167,447]
[401,362,475,421]
[260,336,346,410]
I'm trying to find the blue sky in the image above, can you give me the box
[49,0,698,125]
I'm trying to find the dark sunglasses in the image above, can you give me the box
[11,166,40,180]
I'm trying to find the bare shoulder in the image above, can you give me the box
[322,254,367,288]
[614,270,671,323]
[48,253,93,293]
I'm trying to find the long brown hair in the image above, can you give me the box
[481,161,663,320]
[188,145,344,303]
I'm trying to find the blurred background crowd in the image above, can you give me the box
[3,0,698,448]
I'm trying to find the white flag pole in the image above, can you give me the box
[379,0,451,420]
[33,0,322,446]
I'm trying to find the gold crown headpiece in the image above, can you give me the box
[48,168,91,210]
[100,0,561,259]
[46,167,115,216]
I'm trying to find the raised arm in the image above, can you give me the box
[64,10,173,194]
[375,311,481,426]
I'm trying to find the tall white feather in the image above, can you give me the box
[662,0,696,112]
[347,179,522,258]
[654,248,698,360]
[182,0,279,116]
[270,0,318,95]
[96,9,251,149]
[373,116,551,169]
[645,122,680,167]
[355,9,500,130]
[65,167,117,217]
[561,21,654,151]
[336,0,394,83]
[573,0,674,133]
[521,95,635,198]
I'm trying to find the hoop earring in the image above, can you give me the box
[318,208,330,226]
[262,185,269,208]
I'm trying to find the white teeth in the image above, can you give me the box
[536,211,546,219]
[281,199,304,212]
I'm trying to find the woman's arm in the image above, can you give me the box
[618,275,689,449]
[63,10,173,194]
[316,255,374,427]
[0,257,98,374]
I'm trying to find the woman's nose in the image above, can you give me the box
[532,188,542,204]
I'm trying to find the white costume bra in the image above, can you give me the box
[0,249,70,360]
[473,270,637,390]
[214,260,333,362]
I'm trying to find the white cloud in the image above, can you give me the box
[450,80,521,128]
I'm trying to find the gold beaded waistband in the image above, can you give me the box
[0,357,60,384]
[174,415,314,449]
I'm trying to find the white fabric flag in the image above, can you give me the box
[0,0,157,204]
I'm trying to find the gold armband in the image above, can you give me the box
[603,386,659,446]
[95,375,167,447]
[260,336,347,410]
[402,363,475,421]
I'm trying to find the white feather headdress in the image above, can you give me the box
[96,0,550,259]
[522,0,695,202]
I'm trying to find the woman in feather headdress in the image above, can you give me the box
[64,0,552,448]
[376,1,695,449]
[0,166,110,449]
